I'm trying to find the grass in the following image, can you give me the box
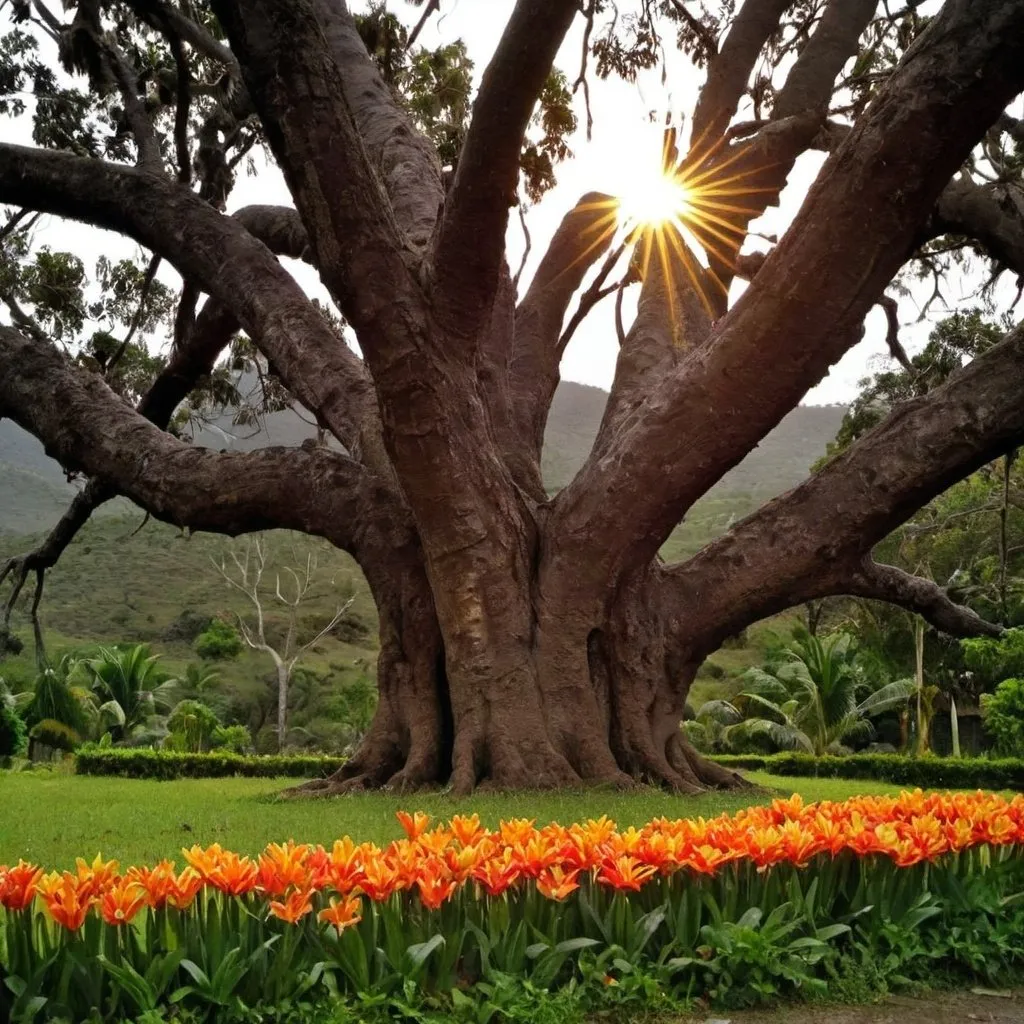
[0,770,916,869]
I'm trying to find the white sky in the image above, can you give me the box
[2,0,1012,405]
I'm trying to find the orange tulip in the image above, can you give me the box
[450,814,486,847]
[0,860,43,911]
[100,877,147,926]
[128,860,179,909]
[75,854,120,899]
[268,887,315,924]
[597,854,657,892]
[168,867,204,911]
[472,847,521,896]
[416,863,457,911]
[39,872,97,931]
[320,894,362,933]
[258,841,312,896]
[536,865,581,901]
[360,858,401,902]
[396,811,430,840]
[184,845,259,896]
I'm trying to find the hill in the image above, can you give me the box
[1,380,844,533]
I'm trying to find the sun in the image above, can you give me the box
[615,167,692,235]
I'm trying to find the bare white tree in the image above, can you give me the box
[214,538,352,751]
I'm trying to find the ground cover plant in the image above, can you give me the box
[2,790,1023,1022]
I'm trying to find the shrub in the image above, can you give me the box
[981,678,1024,757]
[710,751,1024,790]
[74,745,345,779]
[28,718,82,754]
[166,699,222,753]
[162,609,212,643]
[0,684,27,758]
[211,723,253,755]
[193,617,243,660]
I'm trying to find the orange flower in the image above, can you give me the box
[682,843,733,875]
[450,814,486,847]
[74,854,120,899]
[168,867,204,910]
[128,860,179,909]
[445,843,485,883]
[0,861,43,911]
[536,865,581,901]
[268,887,314,924]
[183,845,258,896]
[326,837,366,894]
[319,894,362,934]
[416,827,454,855]
[416,863,457,911]
[396,811,430,840]
[39,872,97,931]
[100,877,147,926]
[499,818,537,846]
[360,858,401,902]
[258,841,312,896]
[597,854,657,891]
[472,847,521,896]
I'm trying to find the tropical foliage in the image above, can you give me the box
[687,629,914,755]
[81,644,179,745]
[981,678,1024,757]
[1,793,1023,1021]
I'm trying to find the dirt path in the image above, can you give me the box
[686,990,1024,1024]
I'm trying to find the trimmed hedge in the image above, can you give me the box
[74,747,1024,790]
[711,752,1024,791]
[75,745,346,780]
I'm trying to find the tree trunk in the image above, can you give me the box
[276,660,289,753]
[289,531,747,796]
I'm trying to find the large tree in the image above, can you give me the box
[2,0,1024,793]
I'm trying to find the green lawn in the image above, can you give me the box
[0,770,915,869]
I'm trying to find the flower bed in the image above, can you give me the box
[2,791,1024,1021]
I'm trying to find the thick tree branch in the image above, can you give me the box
[0,325,378,553]
[690,0,791,146]
[0,143,378,459]
[845,562,1003,638]
[494,193,617,494]
[549,0,1024,601]
[662,320,1024,650]
[313,0,444,253]
[932,176,1024,276]
[773,0,877,121]
[210,0,427,361]
[431,0,580,347]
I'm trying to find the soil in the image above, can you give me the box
[684,990,1024,1024]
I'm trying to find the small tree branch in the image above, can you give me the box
[876,294,912,371]
[405,0,440,51]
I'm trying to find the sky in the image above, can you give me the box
[2,0,1010,406]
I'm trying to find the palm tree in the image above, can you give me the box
[716,628,916,756]
[83,645,179,745]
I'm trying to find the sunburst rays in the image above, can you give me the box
[555,126,777,334]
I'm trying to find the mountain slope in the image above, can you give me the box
[1,381,844,535]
